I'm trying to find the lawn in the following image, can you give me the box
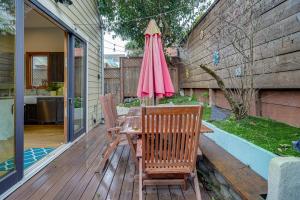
[120,95,300,157]
[209,113,300,157]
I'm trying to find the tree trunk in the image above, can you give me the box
[199,64,247,120]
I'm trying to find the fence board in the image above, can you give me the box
[105,57,179,103]
[104,68,121,104]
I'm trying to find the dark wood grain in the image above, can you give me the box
[105,147,130,200]
[7,125,212,200]
[145,186,158,200]
[6,126,105,200]
[79,149,118,200]
[49,52,64,82]
[118,151,136,200]
[92,146,125,200]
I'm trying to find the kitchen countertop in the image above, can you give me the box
[24,96,64,104]
[25,96,64,98]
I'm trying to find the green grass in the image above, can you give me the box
[120,99,141,107]
[159,94,199,105]
[120,95,300,157]
[204,107,300,157]
[202,106,211,121]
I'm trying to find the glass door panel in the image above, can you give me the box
[0,0,16,179]
[73,37,85,133]
[68,34,86,141]
[0,0,24,195]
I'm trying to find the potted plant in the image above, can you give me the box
[74,97,83,120]
[47,83,60,96]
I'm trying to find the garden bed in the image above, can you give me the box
[206,112,300,157]
[203,121,277,179]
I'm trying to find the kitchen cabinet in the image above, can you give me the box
[24,104,37,124]
[37,98,57,123]
[24,97,64,124]
[56,97,64,123]
[49,52,64,82]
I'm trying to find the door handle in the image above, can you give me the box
[11,103,14,115]
[68,98,73,106]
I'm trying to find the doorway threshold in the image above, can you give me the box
[0,132,86,200]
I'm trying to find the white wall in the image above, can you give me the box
[25,28,64,52]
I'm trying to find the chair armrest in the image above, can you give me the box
[107,126,121,132]
[136,139,142,158]
[117,116,126,126]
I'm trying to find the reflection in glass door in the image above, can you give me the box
[0,0,24,195]
[0,17,16,178]
[68,34,86,141]
[73,37,85,133]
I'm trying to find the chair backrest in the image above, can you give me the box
[99,95,115,130]
[106,93,118,121]
[141,105,203,173]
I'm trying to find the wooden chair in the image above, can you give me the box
[137,105,203,200]
[97,95,121,173]
[106,93,126,125]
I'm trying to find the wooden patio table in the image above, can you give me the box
[120,106,213,166]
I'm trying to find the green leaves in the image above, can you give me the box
[99,0,210,48]
[0,0,15,35]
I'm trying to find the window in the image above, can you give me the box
[26,53,49,88]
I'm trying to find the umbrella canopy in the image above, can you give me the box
[137,19,175,98]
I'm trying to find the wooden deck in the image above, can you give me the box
[6,125,212,200]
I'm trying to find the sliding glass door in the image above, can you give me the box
[0,0,24,195]
[68,34,86,141]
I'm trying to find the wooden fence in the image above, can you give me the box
[104,57,179,104]
[104,68,121,104]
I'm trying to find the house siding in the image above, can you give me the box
[179,0,300,127]
[36,0,103,130]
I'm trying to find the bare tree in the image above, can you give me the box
[179,0,266,120]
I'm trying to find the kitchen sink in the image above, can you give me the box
[24,96,37,104]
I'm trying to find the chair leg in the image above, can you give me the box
[193,170,202,200]
[183,175,188,190]
[139,158,143,200]
[96,138,119,173]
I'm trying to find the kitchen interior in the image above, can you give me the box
[23,6,66,168]
[0,4,68,177]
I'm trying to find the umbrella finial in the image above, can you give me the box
[145,19,161,35]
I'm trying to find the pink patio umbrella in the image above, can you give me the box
[137,19,175,100]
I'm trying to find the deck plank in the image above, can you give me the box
[169,186,185,200]
[105,146,130,200]
[53,147,108,200]
[93,146,125,200]
[43,132,107,200]
[29,128,106,200]
[132,169,140,200]
[145,186,158,200]
[6,126,105,200]
[7,125,212,200]
[79,149,118,200]
[181,181,197,200]
[157,186,172,200]
[66,146,123,200]
[119,151,136,200]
